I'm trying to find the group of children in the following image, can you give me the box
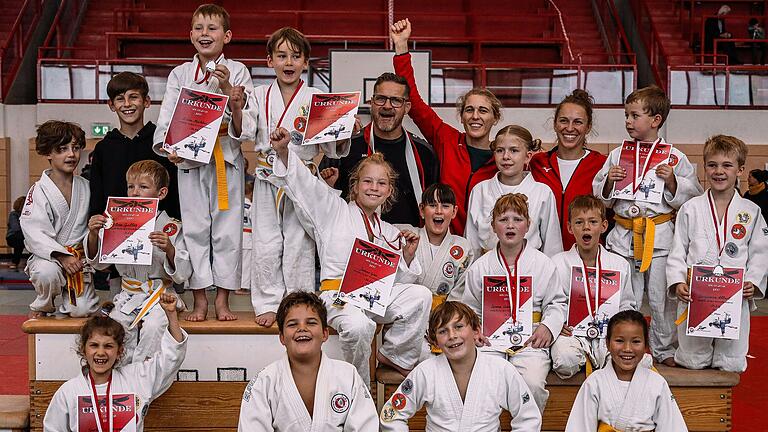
[19,4,767,432]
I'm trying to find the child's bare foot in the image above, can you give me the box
[28,310,45,319]
[234,289,250,295]
[215,288,237,321]
[660,357,677,367]
[255,312,276,327]
[377,351,411,378]
[186,290,208,322]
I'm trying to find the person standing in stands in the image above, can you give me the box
[320,72,438,226]
[744,168,768,222]
[530,90,607,250]
[391,19,500,235]
[704,5,740,64]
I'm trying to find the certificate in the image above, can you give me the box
[686,265,744,340]
[162,87,229,163]
[482,275,533,350]
[612,140,672,204]
[98,197,158,266]
[301,92,360,146]
[567,267,622,338]
[337,238,400,316]
[77,393,137,432]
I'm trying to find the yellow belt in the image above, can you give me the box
[213,122,230,211]
[675,268,693,326]
[597,422,621,432]
[121,277,168,294]
[320,279,341,291]
[64,244,85,305]
[614,213,674,272]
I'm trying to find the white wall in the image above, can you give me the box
[1,104,767,197]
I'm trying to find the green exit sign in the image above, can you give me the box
[91,123,111,137]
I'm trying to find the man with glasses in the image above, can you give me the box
[321,72,438,225]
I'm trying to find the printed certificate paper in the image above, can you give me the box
[482,275,533,350]
[77,393,137,432]
[567,267,621,338]
[612,140,672,204]
[686,265,744,340]
[162,87,229,163]
[301,92,360,146]
[337,238,400,316]
[99,197,158,266]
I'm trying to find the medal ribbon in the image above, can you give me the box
[497,245,524,325]
[193,54,223,85]
[357,205,403,250]
[706,189,733,261]
[88,372,113,432]
[266,80,304,133]
[632,138,662,195]
[580,247,603,321]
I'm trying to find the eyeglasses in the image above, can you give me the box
[371,94,408,108]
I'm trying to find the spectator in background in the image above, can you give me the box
[748,18,766,64]
[6,196,25,270]
[705,5,740,64]
[744,168,768,222]
[79,152,93,180]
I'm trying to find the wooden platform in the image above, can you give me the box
[0,395,29,432]
[376,363,740,432]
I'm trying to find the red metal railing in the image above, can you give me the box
[0,0,45,101]
[592,0,635,64]
[630,0,671,89]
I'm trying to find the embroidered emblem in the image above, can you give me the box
[522,392,530,404]
[543,167,553,172]
[736,211,751,225]
[442,262,455,278]
[331,393,350,413]
[294,116,307,133]
[25,184,35,206]
[391,393,407,411]
[381,405,396,422]
[242,378,256,402]
[731,224,746,240]
[141,403,149,417]
[450,245,464,259]
[436,282,450,295]
[725,242,738,258]
[266,153,276,167]
[401,378,414,395]
[163,222,178,237]
[290,130,304,145]
[763,227,768,236]
[668,153,679,167]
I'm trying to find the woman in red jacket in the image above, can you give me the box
[391,19,499,235]
[529,89,607,250]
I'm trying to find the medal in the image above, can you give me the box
[510,333,523,346]
[357,205,403,250]
[628,204,641,218]
[498,245,525,347]
[586,324,600,339]
[706,190,734,266]
[205,60,216,73]
[580,247,603,340]
[103,217,113,230]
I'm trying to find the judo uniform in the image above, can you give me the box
[565,357,688,431]
[250,80,350,316]
[43,328,188,432]
[153,54,256,290]
[242,197,253,290]
[550,245,637,379]
[466,172,563,258]
[84,211,192,363]
[238,353,378,431]
[667,191,768,372]
[21,170,98,316]
[462,243,567,413]
[271,148,432,384]
[593,143,703,361]
[380,349,542,431]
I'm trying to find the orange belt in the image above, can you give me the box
[597,422,621,432]
[320,279,342,291]
[614,213,674,273]
[65,244,85,305]
[213,122,230,210]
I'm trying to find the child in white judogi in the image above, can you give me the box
[269,126,432,386]
[238,292,378,431]
[44,293,188,432]
[153,5,255,321]
[22,121,99,318]
[550,195,636,379]
[463,193,567,414]
[566,310,688,431]
[249,27,350,328]
[236,180,254,295]
[593,86,703,365]
[466,125,562,259]
[668,135,768,373]
[84,161,192,364]
[380,301,542,431]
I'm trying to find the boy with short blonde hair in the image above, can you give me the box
[593,85,703,365]
[667,135,768,372]
[153,4,256,321]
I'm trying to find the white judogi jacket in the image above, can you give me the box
[238,354,378,431]
[396,225,474,301]
[667,190,768,299]
[270,148,422,283]
[566,358,688,431]
[466,172,563,258]
[380,350,542,431]
[462,243,567,346]
[43,329,188,432]
[593,143,703,257]
[21,170,90,259]
[152,54,256,169]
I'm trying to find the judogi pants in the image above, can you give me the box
[629,255,678,361]
[27,256,98,317]
[487,347,551,414]
[110,290,169,364]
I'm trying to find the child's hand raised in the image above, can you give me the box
[320,167,339,187]
[390,18,411,54]
[159,292,178,313]
[400,229,420,265]
[227,85,246,113]
[88,215,108,234]
[213,64,232,94]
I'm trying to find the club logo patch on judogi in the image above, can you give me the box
[736,211,751,225]
[381,405,396,422]
[401,378,414,395]
[668,153,679,167]
[443,262,455,278]
[522,392,530,404]
[331,393,350,413]
[731,224,746,240]
[450,245,464,259]
[725,242,738,257]
[294,116,307,133]
[163,222,179,237]
[391,393,407,411]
